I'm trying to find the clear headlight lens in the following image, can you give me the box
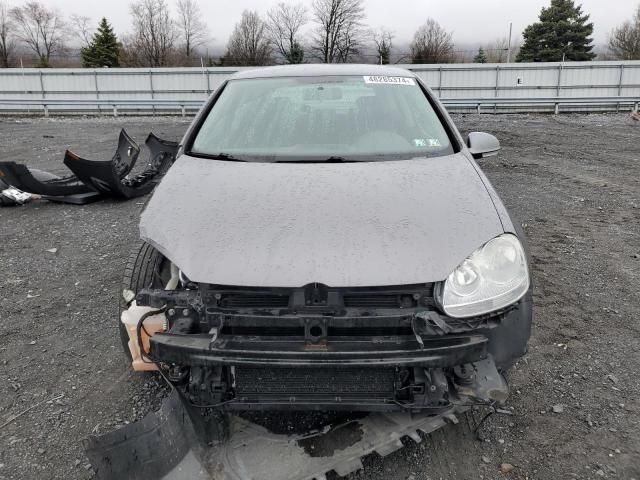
[441,234,529,318]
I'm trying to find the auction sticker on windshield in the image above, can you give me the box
[363,76,416,85]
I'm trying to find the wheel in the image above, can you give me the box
[118,241,170,360]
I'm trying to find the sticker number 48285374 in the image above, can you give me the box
[363,76,416,85]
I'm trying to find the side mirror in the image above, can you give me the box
[467,132,501,159]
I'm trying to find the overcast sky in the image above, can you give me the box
[42,0,636,50]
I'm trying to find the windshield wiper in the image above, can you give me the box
[207,152,247,162]
[324,156,353,163]
[275,156,357,164]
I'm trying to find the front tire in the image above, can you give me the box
[118,241,167,360]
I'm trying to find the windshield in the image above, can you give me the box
[190,75,454,162]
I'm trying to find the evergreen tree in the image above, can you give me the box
[286,40,305,64]
[517,0,595,62]
[81,18,120,68]
[474,47,487,63]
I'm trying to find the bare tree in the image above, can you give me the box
[311,0,365,63]
[0,1,15,67]
[608,4,640,60]
[410,18,454,64]
[371,27,393,64]
[482,37,508,63]
[335,17,363,62]
[129,0,177,67]
[69,14,92,47]
[118,34,142,66]
[224,10,272,66]
[483,37,521,63]
[10,2,66,67]
[266,2,307,64]
[176,0,207,58]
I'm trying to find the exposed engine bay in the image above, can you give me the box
[120,256,529,414]
[100,252,528,479]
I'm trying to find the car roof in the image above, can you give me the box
[230,64,417,80]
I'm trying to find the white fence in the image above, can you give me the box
[0,61,639,114]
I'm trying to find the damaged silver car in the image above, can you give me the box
[121,64,532,423]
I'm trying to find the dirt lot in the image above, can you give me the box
[0,113,639,480]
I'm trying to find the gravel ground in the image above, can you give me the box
[0,113,639,480]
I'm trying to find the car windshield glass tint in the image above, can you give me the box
[190,75,454,162]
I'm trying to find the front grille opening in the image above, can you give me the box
[219,325,413,337]
[219,294,290,309]
[234,367,396,396]
[207,283,435,311]
[343,294,416,309]
[329,326,413,336]
[222,326,303,336]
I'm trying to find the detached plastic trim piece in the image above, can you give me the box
[0,129,141,199]
[83,388,469,480]
[83,390,203,480]
[0,161,92,197]
[63,131,178,200]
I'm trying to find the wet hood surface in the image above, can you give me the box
[140,153,504,287]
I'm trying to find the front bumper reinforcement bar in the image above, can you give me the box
[150,333,488,367]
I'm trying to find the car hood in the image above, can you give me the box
[140,153,504,287]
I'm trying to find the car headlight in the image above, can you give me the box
[440,234,529,318]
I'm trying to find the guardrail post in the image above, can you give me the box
[556,63,563,98]
[617,65,624,113]
[39,70,45,99]
[39,71,47,116]
[554,103,559,115]
[617,65,624,96]
[149,70,155,115]
[477,103,481,114]
[181,105,185,117]
[94,70,100,114]
[494,65,500,113]
[635,102,638,113]
[112,105,118,117]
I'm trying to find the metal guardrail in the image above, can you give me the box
[0,98,201,116]
[2,61,639,115]
[444,96,640,114]
[0,96,638,116]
